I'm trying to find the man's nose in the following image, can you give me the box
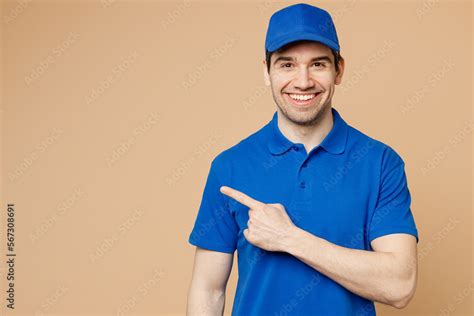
[294,68,315,90]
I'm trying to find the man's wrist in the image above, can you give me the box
[283,225,309,256]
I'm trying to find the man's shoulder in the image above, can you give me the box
[346,123,406,168]
[211,122,269,168]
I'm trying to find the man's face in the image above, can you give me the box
[263,41,344,126]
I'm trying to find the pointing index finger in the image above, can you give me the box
[220,186,264,209]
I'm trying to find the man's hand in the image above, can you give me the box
[220,185,296,252]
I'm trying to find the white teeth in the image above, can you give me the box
[289,93,316,101]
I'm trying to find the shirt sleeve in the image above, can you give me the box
[188,156,239,254]
[368,147,419,248]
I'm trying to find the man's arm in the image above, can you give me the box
[286,230,418,309]
[219,186,418,309]
[187,247,234,316]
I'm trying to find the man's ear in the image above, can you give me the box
[335,57,345,85]
[263,60,271,86]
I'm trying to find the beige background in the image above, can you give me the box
[0,0,472,315]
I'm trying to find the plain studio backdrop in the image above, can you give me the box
[0,0,472,315]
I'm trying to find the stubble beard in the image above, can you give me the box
[273,91,332,127]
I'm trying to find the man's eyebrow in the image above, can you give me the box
[273,55,333,65]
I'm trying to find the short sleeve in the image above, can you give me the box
[368,148,419,248]
[188,156,239,254]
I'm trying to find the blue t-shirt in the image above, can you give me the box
[189,107,419,315]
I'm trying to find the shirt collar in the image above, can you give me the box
[267,107,349,155]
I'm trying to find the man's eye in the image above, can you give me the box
[281,63,293,68]
[313,62,325,68]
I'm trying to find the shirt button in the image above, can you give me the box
[293,146,299,151]
[299,182,306,189]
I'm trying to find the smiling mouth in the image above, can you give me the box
[285,92,322,106]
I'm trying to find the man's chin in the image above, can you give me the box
[280,105,327,126]
[284,111,320,126]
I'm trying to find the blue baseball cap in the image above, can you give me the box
[265,3,340,53]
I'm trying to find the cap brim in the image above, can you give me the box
[266,33,340,52]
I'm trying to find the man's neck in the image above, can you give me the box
[276,107,334,154]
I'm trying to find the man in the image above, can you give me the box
[187,3,419,315]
